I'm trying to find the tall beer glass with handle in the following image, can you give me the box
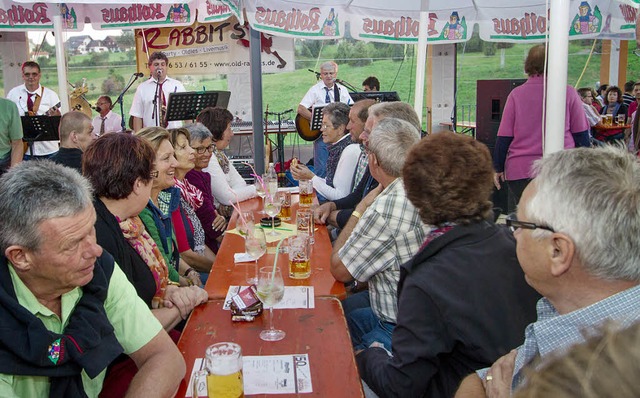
[257,266,286,341]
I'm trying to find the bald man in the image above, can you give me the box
[50,111,96,172]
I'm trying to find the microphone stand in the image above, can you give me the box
[265,108,294,185]
[336,78,359,93]
[152,70,162,127]
[112,73,143,132]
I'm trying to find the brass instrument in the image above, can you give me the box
[68,79,93,118]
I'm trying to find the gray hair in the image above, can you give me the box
[320,61,337,73]
[527,146,640,281]
[0,161,93,252]
[369,102,421,133]
[322,102,350,128]
[185,122,212,144]
[368,118,421,177]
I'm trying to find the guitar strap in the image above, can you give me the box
[31,86,44,114]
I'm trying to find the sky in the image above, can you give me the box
[29,27,124,46]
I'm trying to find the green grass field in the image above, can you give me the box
[3,40,639,144]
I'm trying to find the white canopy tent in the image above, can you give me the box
[4,0,639,161]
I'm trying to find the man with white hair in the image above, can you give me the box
[330,118,427,351]
[297,61,353,178]
[456,146,640,397]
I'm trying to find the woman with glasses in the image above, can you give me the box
[357,132,539,398]
[291,102,360,201]
[181,123,228,254]
[197,107,256,218]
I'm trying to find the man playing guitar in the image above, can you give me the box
[6,61,61,159]
[297,61,353,178]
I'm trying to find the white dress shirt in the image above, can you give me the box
[129,76,186,129]
[92,110,123,135]
[300,81,353,109]
[6,84,60,156]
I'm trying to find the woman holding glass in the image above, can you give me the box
[291,102,360,201]
[197,107,256,218]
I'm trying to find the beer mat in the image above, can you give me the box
[186,354,313,397]
[234,253,256,263]
[227,222,297,243]
[223,286,315,310]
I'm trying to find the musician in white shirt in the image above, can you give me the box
[130,52,186,132]
[6,61,61,158]
[91,96,123,135]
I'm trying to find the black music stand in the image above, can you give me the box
[21,115,61,157]
[165,90,231,123]
[310,105,325,131]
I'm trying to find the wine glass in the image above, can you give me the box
[255,177,266,215]
[256,266,286,341]
[263,193,281,237]
[244,227,266,285]
[237,211,254,238]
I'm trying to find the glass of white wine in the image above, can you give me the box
[257,266,286,341]
[244,227,266,285]
[263,193,281,237]
[255,176,267,215]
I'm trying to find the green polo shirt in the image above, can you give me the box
[0,262,162,397]
[0,98,23,158]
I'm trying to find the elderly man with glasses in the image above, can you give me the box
[456,145,640,398]
[92,95,123,135]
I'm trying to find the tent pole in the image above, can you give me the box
[414,8,429,129]
[53,12,70,113]
[249,26,265,175]
[544,0,570,155]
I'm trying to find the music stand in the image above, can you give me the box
[21,115,61,157]
[310,105,325,131]
[165,90,231,122]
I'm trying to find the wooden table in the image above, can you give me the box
[175,297,364,397]
[593,123,631,131]
[439,120,476,137]
[205,197,346,300]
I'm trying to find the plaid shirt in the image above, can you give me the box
[339,178,427,323]
[477,284,640,391]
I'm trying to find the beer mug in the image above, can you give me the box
[278,191,291,221]
[296,209,314,244]
[617,114,626,126]
[287,235,311,279]
[205,342,244,398]
[298,180,313,208]
[603,114,613,126]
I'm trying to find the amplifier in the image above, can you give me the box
[229,156,255,184]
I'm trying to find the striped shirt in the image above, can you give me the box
[339,178,427,323]
[477,284,640,391]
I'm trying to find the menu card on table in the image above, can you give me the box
[223,286,315,309]
[186,354,313,396]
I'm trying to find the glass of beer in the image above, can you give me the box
[617,114,626,126]
[299,180,313,208]
[205,342,243,398]
[603,114,613,126]
[287,235,311,279]
[278,191,291,221]
[296,209,315,244]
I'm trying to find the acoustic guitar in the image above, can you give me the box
[295,112,321,141]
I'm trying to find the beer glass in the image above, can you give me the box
[298,180,313,208]
[617,114,626,126]
[296,209,315,244]
[603,114,613,126]
[205,342,244,398]
[278,191,291,221]
[287,235,311,279]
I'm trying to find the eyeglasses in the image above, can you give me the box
[322,123,335,129]
[193,144,215,154]
[150,170,159,179]
[505,213,555,233]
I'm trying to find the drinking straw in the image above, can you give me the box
[271,237,285,283]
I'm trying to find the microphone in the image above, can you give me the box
[94,105,101,112]
[156,69,163,76]
[133,72,144,78]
